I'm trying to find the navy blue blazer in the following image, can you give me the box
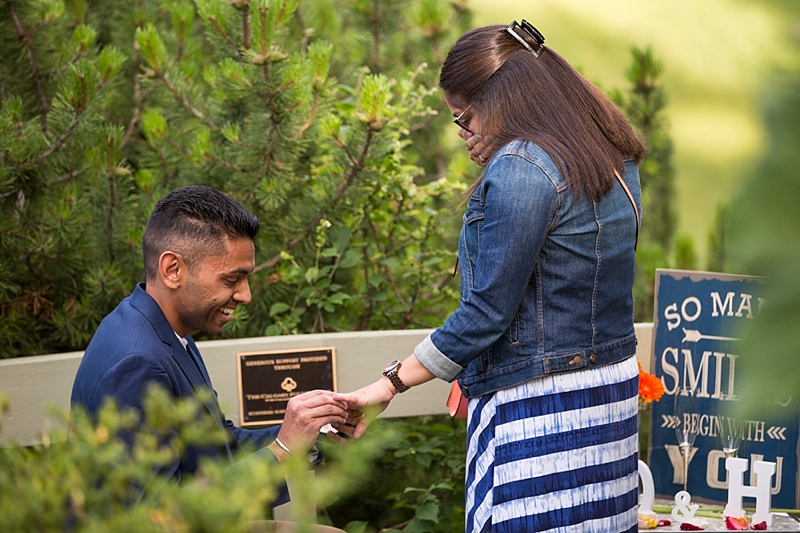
[71,283,282,493]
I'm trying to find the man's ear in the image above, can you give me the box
[158,251,185,289]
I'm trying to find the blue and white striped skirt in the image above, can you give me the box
[465,356,639,533]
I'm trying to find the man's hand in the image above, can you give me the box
[274,390,349,456]
[324,407,366,445]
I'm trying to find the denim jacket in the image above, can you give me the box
[415,140,641,398]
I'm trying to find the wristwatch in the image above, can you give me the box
[382,360,410,394]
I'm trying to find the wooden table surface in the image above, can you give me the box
[645,499,800,531]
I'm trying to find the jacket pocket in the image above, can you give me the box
[461,196,484,285]
[505,312,520,344]
[463,195,484,225]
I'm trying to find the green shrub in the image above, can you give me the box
[0,386,392,532]
[322,415,466,533]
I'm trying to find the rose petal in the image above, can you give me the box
[751,521,768,530]
[680,523,705,531]
[639,518,656,529]
[724,515,748,530]
[638,512,658,529]
[658,519,672,526]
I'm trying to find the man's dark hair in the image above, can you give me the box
[142,186,260,280]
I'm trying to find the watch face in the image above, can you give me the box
[383,360,400,373]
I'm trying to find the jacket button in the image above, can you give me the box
[590,354,597,363]
[461,385,468,395]
[569,355,582,365]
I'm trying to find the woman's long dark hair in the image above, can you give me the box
[440,25,645,200]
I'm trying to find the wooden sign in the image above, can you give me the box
[237,347,337,426]
[648,269,799,509]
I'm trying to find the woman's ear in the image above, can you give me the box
[158,251,184,289]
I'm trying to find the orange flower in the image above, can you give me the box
[638,362,665,404]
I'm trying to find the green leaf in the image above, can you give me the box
[265,324,284,336]
[321,246,339,258]
[415,502,439,522]
[327,292,350,305]
[343,521,369,533]
[405,520,437,533]
[338,250,361,269]
[269,303,290,316]
[330,226,352,254]
[304,267,320,283]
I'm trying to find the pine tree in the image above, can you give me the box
[618,46,676,251]
[0,0,468,358]
[612,46,678,321]
[0,0,130,356]
[706,201,731,272]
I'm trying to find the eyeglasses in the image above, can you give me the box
[506,19,545,58]
[453,105,472,133]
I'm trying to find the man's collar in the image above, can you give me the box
[174,332,188,349]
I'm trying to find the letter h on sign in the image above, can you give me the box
[723,457,775,527]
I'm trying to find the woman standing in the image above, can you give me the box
[339,20,645,533]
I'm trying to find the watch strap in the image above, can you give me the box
[383,361,410,393]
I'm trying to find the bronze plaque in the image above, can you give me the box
[237,347,337,426]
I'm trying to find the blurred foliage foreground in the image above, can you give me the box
[732,74,800,418]
[0,386,465,533]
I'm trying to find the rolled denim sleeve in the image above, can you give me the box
[415,333,465,381]
[418,149,559,378]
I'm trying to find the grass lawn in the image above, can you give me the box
[469,0,798,264]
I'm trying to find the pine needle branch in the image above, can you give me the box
[8,110,84,172]
[163,137,247,173]
[160,73,208,123]
[241,4,251,50]
[41,51,86,76]
[48,166,87,187]
[207,16,235,48]
[121,66,152,149]
[290,91,321,141]
[254,128,376,273]
[9,2,50,130]
[159,72,255,150]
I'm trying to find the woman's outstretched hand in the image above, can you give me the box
[333,378,397,439]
